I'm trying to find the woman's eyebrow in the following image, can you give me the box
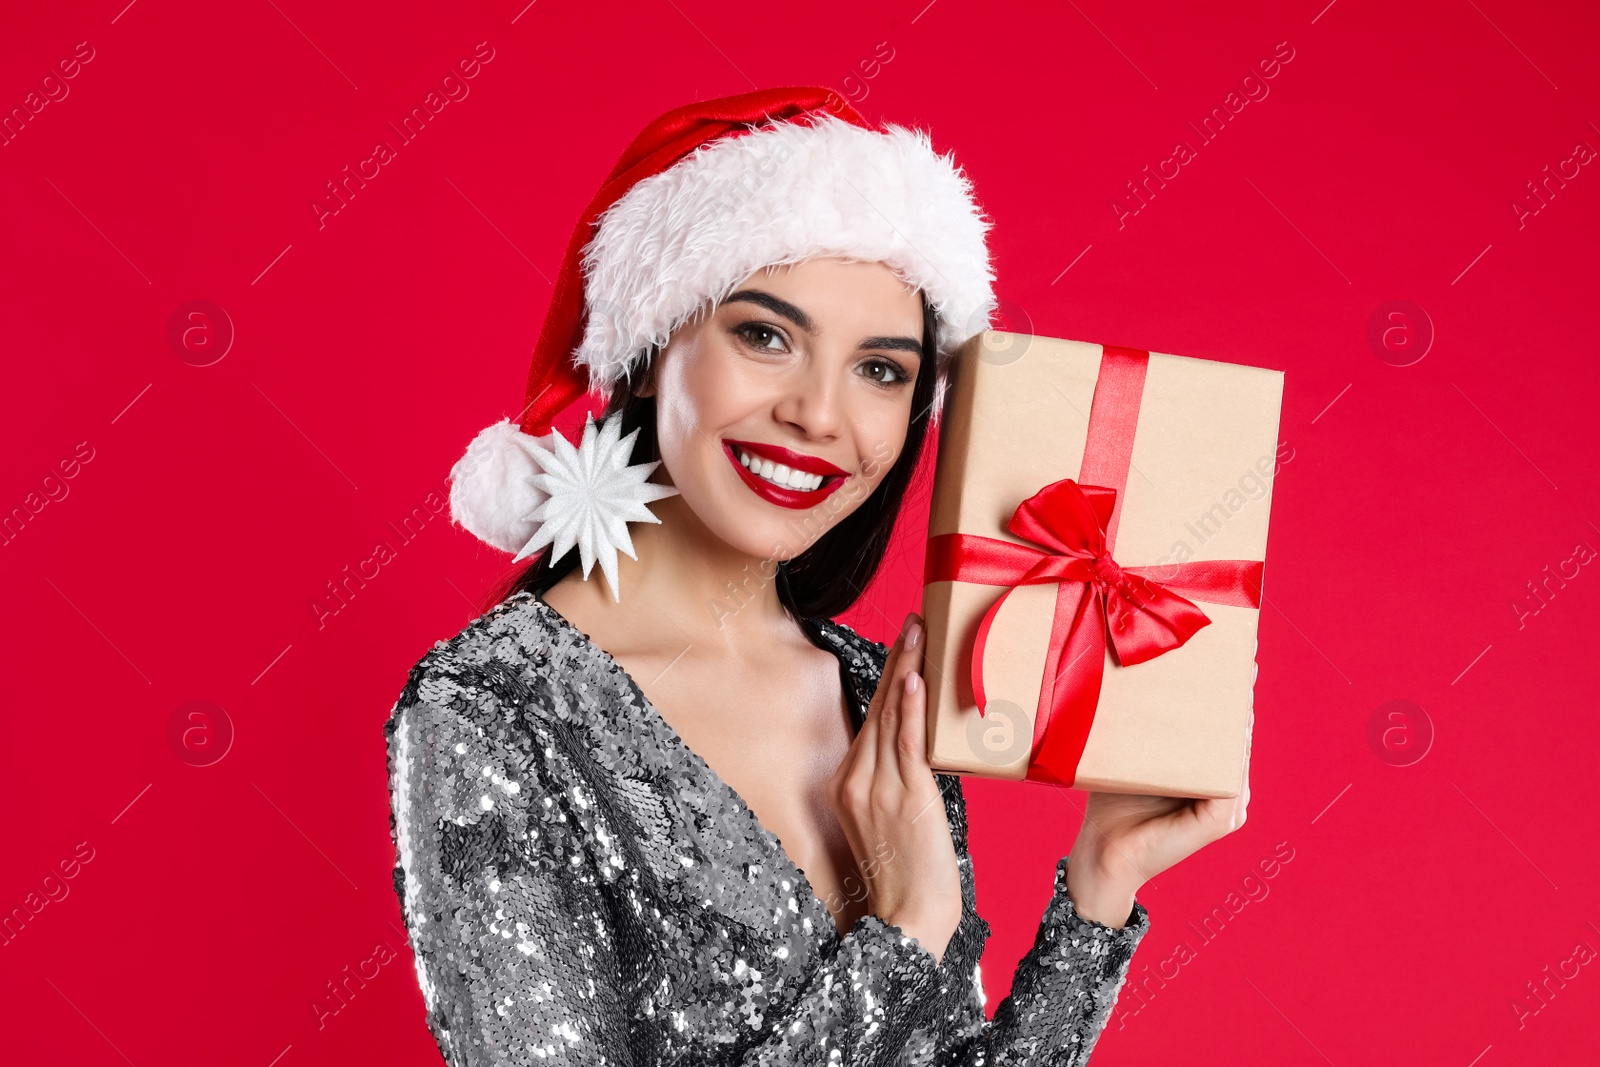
[858,334,924,355]
[723,289,923,354]
[723,289,813,331]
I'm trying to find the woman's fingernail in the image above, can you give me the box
[905,670,921,695]
[906,621,922,650]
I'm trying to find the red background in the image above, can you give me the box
[4,1,1598,1063]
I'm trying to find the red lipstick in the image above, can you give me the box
[723,439,850,510]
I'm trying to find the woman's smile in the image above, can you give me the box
[722,437,851,509]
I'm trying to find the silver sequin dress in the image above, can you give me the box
[385,591,1150,1065]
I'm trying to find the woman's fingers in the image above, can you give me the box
[850,622,907,785]
[895,665,930,793]
[1238,707,1252,774]
[876,614,922,773]
[881,614,932,796]
[1215,706,1252,834]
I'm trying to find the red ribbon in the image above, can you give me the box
[922,347,1264,786]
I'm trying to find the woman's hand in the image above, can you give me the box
[1064,707,1255,927]
[826,611,962,964]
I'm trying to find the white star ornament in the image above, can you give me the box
[511,413,679,602]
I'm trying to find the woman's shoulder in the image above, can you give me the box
[384,594,593,907]
[396,589,537,680]
[805,615,892,712]
[385,590,598,738]
[806,615,890,677]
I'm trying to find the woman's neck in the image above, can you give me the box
[542,494,795,658]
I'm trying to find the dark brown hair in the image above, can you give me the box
[491,289,939,621]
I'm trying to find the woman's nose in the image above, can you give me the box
[773,358,845,441]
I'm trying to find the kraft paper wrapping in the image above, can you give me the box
[923,332,1284,798]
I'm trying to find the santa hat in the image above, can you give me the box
[449,86,997,598]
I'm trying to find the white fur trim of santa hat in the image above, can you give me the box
[574,112,997,393]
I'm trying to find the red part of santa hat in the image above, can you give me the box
[451,86,996,558]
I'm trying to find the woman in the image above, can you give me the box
[386,88,1250,1065]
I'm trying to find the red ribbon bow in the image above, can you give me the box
[922,346,1265,786]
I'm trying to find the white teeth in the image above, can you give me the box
[736,449,826,492]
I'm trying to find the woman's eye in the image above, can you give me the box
[735,322,788,352]
[860,357,910,386]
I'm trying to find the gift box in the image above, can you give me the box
[921,332,1284,798]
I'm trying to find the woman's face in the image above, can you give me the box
[640,257,925,563]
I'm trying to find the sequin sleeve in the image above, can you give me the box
[936,780,1151,1066]
[387,647,636,1066]
[849,634,1152,1067]
[737,913,950,1063]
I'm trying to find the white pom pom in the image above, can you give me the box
[447,420,551,554]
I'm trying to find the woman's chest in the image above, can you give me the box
[707,716,869,937]
[627,649,869,937]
